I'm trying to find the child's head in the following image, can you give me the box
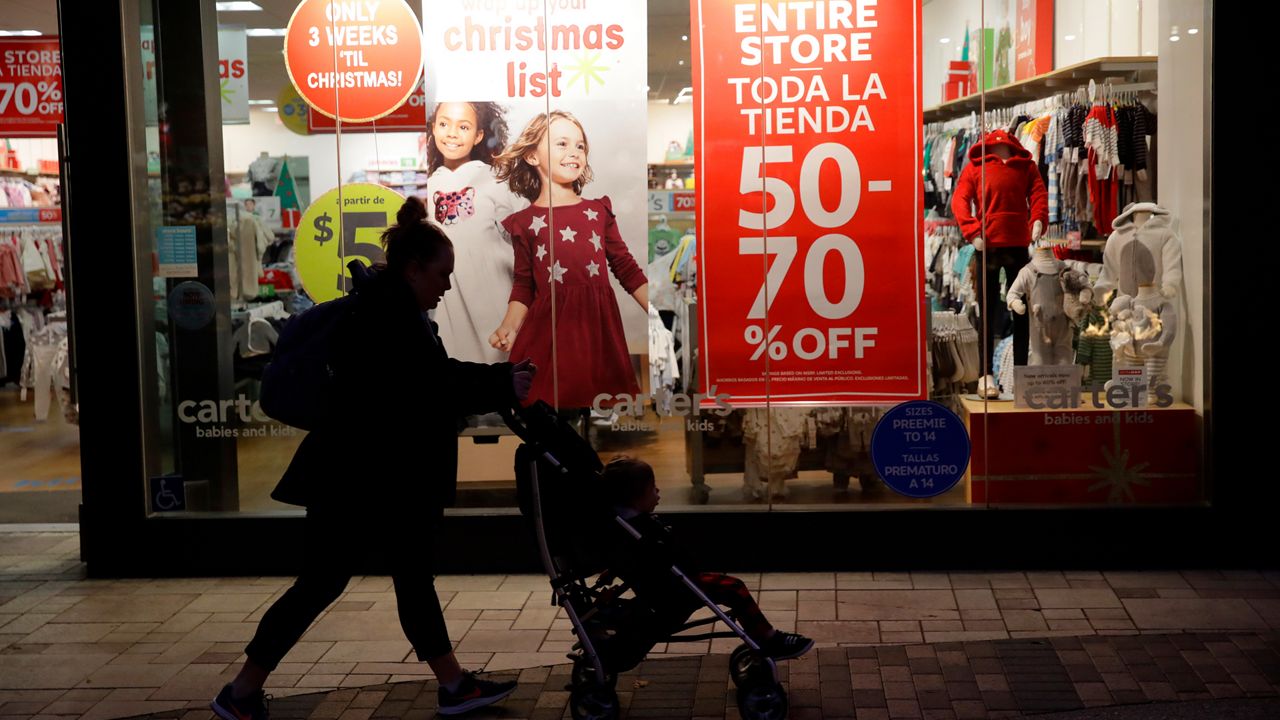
[426,101,510,173]
[495,109,594,201]
[603,455,659,513]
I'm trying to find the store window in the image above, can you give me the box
[123,0,1210,517]
[0,0,77,524]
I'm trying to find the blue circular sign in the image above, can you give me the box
[168,281,215,331]
[871,401,971,499]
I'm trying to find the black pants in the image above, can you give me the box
[979,246,1030,375]
[244,508,451,671]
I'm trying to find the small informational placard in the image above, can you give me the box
[156,226,198,278]
[1113,367,1150,407]
[149,475,186,512]
[252,196,283,230]
[1015,365,1083,409]
[871,401,971,499]
[0,208,60,224]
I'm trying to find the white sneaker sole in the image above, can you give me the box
[437,685,517,716]
[210,699,247,720]
[771,638,815,661]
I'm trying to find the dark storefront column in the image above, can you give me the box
[153,0,239,511]
[58,1,147,568]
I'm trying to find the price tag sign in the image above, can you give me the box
[283,0,424,123]
[157,226,198,278]
[690,1,925,406]
[294,183,403,303]
[0,37,64,138]
[871,401,970,499]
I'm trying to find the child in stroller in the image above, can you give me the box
[508,401,806,720]
[602,456,814,662]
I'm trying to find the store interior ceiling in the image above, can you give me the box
[3,0,695,106]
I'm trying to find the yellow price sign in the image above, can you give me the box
[276,84,310,136]
[294,183,404,303]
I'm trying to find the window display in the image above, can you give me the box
[108,0,1210,521]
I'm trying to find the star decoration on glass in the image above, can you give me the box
[586,260,601,277]
[589,232,602,252]
[548,260,567,284]
[1086,429,1152,503]
[530,215,548,234]
[584,208,599,221]
[560,226,578,243]
[535,244,548,261]
[565,51,610,95]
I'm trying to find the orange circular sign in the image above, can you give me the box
[283,0,424,123]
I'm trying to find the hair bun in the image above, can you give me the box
[396,196,429,226]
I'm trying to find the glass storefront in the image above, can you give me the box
[46,0,1223,573]
[108,0,1213,518]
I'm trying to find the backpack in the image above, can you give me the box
[260,260,369,430]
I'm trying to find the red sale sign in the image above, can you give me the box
[307,80,428,133]
[0,37,64,138]
[691,0,925,406]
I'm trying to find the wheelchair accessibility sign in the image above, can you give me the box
[871,401,970,498]
[149,475,186,512]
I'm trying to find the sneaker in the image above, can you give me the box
[438,671,517,716]
[211,683,270,720]
[762,631,815,661]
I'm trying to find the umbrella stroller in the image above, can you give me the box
[504,402,789,720]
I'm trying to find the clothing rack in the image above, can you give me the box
[923,56,1156,123]
[925,74,1158,238]
[1,223,65,300]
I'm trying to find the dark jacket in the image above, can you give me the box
[271,267,515,515]
[609,512,700,604]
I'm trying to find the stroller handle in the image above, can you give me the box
[499,406,532,442]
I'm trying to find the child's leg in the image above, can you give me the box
[693,572,774,641]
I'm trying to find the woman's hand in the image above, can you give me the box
[511,359,536,402]
[489,325,517,351]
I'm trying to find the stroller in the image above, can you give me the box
[504,402,789,720]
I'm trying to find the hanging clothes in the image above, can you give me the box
[1083,102,1120,234]
[230,210,273,301]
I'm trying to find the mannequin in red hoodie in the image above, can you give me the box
[951,130,1049,396]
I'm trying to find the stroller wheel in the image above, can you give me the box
[570,685,619,720]
[729,643,772,687]
[572,658,617,690]
[736,681,788,720]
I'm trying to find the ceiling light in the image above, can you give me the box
[682,35,688,41]
[939,37,951,44]
[246,28,286,37]
[1188,28,1199,35]
[1169,25,1181,42]
[248,99,274,105]
[260,106,279,112]
[672,87,693,105]
[0,30,42,36]
[678,60,684,65]
[1064,34,1077,41]
[216,1,263,10]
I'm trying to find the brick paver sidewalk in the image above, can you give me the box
[113,631,1280,719]
[3,530,1280,719]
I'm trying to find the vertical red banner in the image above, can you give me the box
[691,0,925,406]
[1016,0,1054,81]
[0,37,64,138]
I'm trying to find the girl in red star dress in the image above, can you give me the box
[490,110,648,408]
